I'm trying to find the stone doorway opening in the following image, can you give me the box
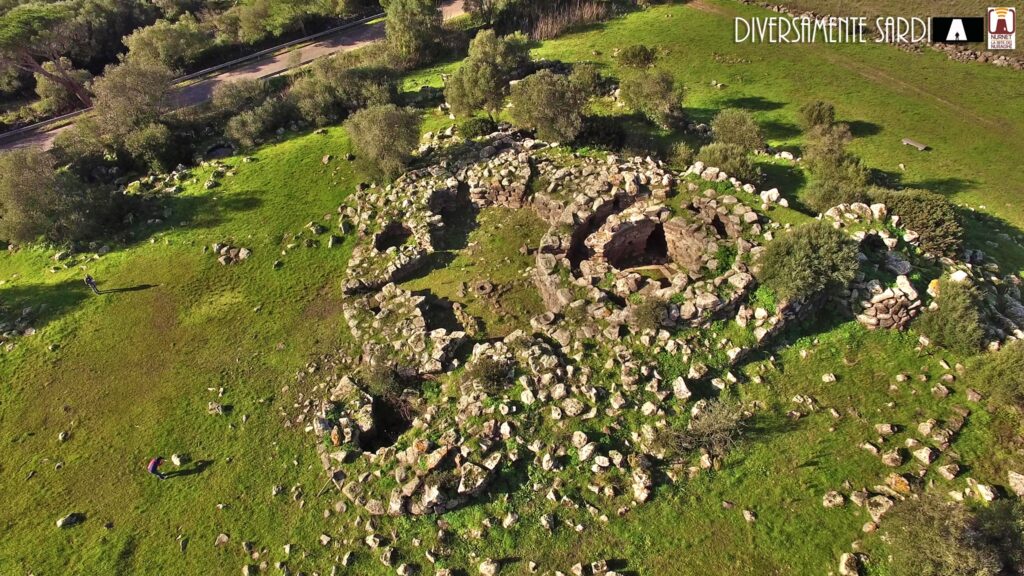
[374,222,413,251]
[358,396,414,452]
[605,221,669,270]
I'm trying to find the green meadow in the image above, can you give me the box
[1,1,1022,574]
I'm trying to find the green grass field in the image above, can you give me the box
[2,1,1023,574]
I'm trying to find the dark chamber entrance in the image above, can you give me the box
[374,222,413,251]
[605,222,669,270]
[357,396,413,452]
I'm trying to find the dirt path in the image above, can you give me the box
[2,0,465,152]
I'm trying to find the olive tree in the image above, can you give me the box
[509,70,586,142]
[344,104,421,178]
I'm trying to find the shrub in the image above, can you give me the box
[362,363,403,399]
[509,70,587,142]
[569,62,604,97]
[697,142,759,183]
[872,188,965,257]
[629,297,668,331]
[668,141,694,167]
[0,150,110,244]
[458,116,497,139]
[710,108,764,152]
[915,279,986,355]
[757,220,859,302]
[124,122,177,174]
[799,100,835,129]
[381,0,442,66]
[344,104,421,179]
[803,123,856,176]
[802,177,869,214]
[884,494,1023,576]
[225,97,295,148]
[446,29,530,117]
[673,398,745,457]
[212,79,273,115]
[464,356,514,394]
[292,64,398,126]
[966,339,1024,412]
[619,70,684,130]
[34,58,92,115]
[618,44,657,68]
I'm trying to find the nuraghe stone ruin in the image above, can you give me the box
[289,130,1024,525]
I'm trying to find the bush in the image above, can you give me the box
[668,141,694,167]
[872,188,965,257]
[802,177,869,213]
[464,356,514,394]
[884,495,1023,576]
[0,150,110,244]
[966,339,1024,412]
[629,297,668,331]
[344,104,421,179]
[915,279,986,355]
[362,363,403,399]
[225,97,295,148]
[124,122,177,173]
[697,142,759,183]
[458,116,497,139]
[803,123,856,177]
[620,70,684,130]
[710,108,764,152]
[672,398,745,457]
[509,70,587,142]
[757,220,859,302]
[618,44,657,68]
[799,100,835,129]
[212,79,273,115]
[569,62,604,97]
[445,29,530,117]
[292,64,398,126]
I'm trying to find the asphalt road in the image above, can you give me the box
[2,0,465,151]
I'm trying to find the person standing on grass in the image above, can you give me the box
[147,456,166,480]
[84,275,100,295]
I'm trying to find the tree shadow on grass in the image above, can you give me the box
[166,191,265,231]
[719,96,785,112]
[903,176,977,197]
[0,279,90,334]
[846,119,882,138]
[757,161,809,211]
[761,119,802,141]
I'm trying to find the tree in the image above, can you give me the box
[123,14,211,70]
[711,108,764,152]
[0,150,96,243]
[509,70,586,142]
[381,0,441,66]
[800,100,835,129]
[757,220,859,302]
[124,122,177,173]
[446,29,530,117]
[212,78,273,116]
[344,104,421,178]
[34,57,92,115]
[0,2,92,106]
[620,70,684,130]
[91,59,176,141]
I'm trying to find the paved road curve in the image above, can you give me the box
[3,0,465,151]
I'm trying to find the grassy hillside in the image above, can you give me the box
[1,1,1022,574]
